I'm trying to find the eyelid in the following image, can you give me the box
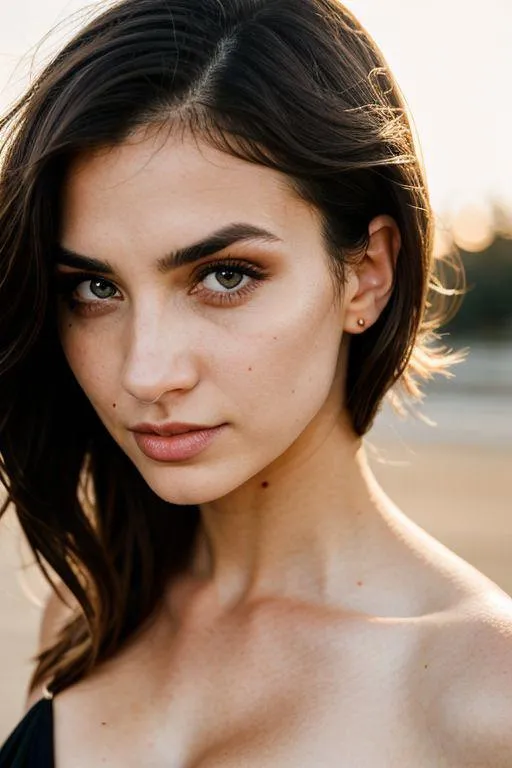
[53,256,267,284]
[53,270,120,293]
[53,268,115,280]
[192,256,267,281]
[53,249,268,276]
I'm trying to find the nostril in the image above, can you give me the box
[138,392,163,405]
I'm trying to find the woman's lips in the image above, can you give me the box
[132,425,226,462]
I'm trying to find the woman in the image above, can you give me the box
[0,0,511,764]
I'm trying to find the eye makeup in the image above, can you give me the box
[54,256,270,315]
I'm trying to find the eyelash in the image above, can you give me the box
[54,257,269,315]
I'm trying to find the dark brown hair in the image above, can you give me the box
[0,0,464,695]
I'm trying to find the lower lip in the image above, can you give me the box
[132,425,226,462]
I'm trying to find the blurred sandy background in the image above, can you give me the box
[0,343,510,740]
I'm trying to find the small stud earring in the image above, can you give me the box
[357,318,366,327]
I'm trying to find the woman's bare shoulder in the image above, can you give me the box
[25,581,78,710]
[425,588,512,767]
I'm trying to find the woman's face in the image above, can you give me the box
[57,128,355,505]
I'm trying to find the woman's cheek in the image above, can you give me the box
[61,331,115,411]
[238,327,339,444]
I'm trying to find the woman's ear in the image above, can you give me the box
[342,214,401,334]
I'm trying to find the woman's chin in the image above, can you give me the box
[139,469,237,507]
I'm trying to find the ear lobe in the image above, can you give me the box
[342,215,401,335]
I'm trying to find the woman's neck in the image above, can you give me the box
[189,413,401,612]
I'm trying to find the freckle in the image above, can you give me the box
[291,389,295,394]
[424,664,428,669]
[248,367,252,372]
[101,721,107,725]
[272,336,277,340]
[356,580,363,586]
[261,481,269,488]
[112,403,116,409]
[68,323,72,329]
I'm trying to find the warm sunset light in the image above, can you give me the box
[344,0,512,217]
[433,225,454,259]
[451,204,495,253]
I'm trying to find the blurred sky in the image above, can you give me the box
[0,0,511,223]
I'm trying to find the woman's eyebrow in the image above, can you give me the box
[53,222,282,274]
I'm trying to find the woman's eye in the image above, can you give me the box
[192,258,268,304]
[76,278,119,301]
[201,268,246,292]
[54,271,122,312]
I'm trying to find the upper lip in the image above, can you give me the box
[130,421,220,437]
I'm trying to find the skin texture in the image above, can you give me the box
[48,127,512,767]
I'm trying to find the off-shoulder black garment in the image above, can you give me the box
[0,698,54,767]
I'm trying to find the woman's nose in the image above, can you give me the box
[121,307,200,403]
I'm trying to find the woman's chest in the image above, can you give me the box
[178,684,446,768]
[53,611,451,767]
[56,680,447,768]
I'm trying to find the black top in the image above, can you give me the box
[0,699,54,767]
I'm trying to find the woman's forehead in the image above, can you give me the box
[60,132,321,254]
[64,131,289,205]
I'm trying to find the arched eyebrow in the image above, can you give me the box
[53,222,282,275]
